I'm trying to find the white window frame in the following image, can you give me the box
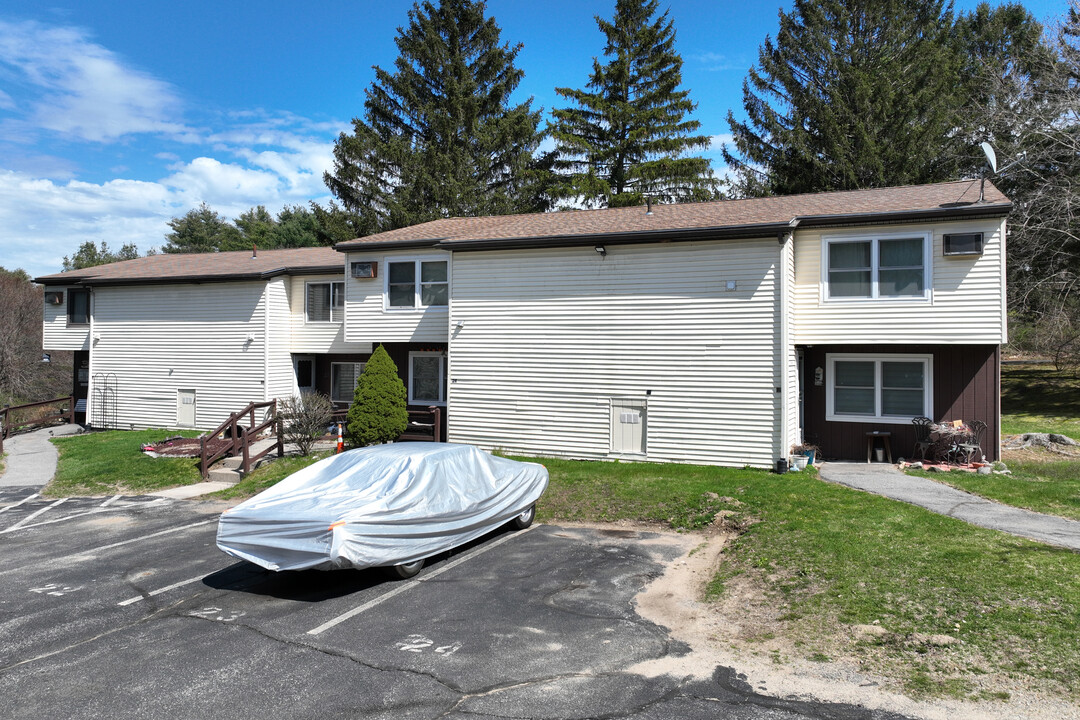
[305,281,344,323]
[821,231,931,302]
[408,351,447,406]
[826,353,933,424]
[330,362,365,403]
[383,257,450,311]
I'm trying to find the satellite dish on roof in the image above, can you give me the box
[980,141,998,174]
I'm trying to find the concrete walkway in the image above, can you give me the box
[0,424,84,488]
[819,461,1080,551]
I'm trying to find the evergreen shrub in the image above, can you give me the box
[347,345,408,446]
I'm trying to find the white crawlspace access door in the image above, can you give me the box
[610,398,647,455]
[177,389,197,427]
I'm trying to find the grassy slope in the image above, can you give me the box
[1000,363,1080,437]
[211,452,332,500]
[536,456,1080,698]
[911,364,1080,521]
[47,430,203,496]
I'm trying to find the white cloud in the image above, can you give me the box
[0,19,188,142]
[691,51,745,72]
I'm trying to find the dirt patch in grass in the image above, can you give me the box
[634,528,1080,720]
[145,436,229,458]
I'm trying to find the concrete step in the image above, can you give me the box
[207,467,240,485]
[219,456,244,470]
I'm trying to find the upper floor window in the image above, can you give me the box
[387,259,448,309]
[68,289,90,325]
[825,234,929,300]
[306,282,344,322]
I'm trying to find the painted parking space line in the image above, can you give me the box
[0,497,171,535]
[4,498,67,531]
[99,495,122,507]
[0,518,218,577]
[307,524,539,636]
[0,492,39,515]
[118,574,207,606]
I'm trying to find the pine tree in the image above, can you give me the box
[347,345,409,446]
[547,0,716,208]
[723,0,964,196]
[324,0,546,231]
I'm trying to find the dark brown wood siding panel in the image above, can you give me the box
[802,344,999,462]
[383,342,449,440]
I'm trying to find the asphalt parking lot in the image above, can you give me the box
[0,487,912,719]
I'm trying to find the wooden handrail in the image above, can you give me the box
[199,399,280,479]
[0,396,74,454]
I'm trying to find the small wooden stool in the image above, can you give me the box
[866,431,893,463]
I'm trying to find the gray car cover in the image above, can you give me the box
[216,442,548,571]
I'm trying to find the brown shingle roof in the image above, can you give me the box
[35,246,342,286]
[335,180,1010,252]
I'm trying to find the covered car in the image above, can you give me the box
[216,442,548,576]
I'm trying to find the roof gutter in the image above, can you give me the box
[36,264,344,288]
[334,238,444,254]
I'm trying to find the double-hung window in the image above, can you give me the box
[409,351,447,405]
[825,234,929,300]
[386,259,448,309]
[331,362,365,403]
[306,282,344,322]
[827,354,932,423]
[67,289,90,325]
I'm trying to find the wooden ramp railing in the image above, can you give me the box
[199,400,284,479]
[0,396,74,454]
[327,406,442,444]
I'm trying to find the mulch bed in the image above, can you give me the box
[143,436,231,458]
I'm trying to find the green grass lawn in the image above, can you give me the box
[47,429,204,496]
[912,462,1080,522]
[210,451,332,500]
[1001,363,1080,437]
[535,455,1080,699]
[901,363,1080,523]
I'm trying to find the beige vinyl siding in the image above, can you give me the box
[42,286,90,351]
[343,250,449,344]
[288,275,363,354]
[265,278,295,401]
[88,282,270,430]
[448,240,782,468]
[792,218,1006,344]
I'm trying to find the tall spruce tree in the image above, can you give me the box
[324,0,546,231]
[723,0,963,197]
[548,0,716,208]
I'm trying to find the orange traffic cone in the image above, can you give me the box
[336,423,344,454]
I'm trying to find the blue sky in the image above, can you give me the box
[0,0,1068,279]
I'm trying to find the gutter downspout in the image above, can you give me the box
[777,218,799,466]
[263,281,271,403]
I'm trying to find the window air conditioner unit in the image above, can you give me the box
[351,261,377,279]
[943,232,984,256]
[45,291,64,305]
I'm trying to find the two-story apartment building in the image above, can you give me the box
[37,179,1009,466]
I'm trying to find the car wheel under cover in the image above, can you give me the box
[391,559,424,579]
[511,504,535,530]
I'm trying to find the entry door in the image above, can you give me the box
[177,389,197,427]
[294,356,315,394]
[611,399,647,455]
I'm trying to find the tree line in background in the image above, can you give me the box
[47,0,1080,363]
[0,268,72,407]
[722,0,1080,362]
